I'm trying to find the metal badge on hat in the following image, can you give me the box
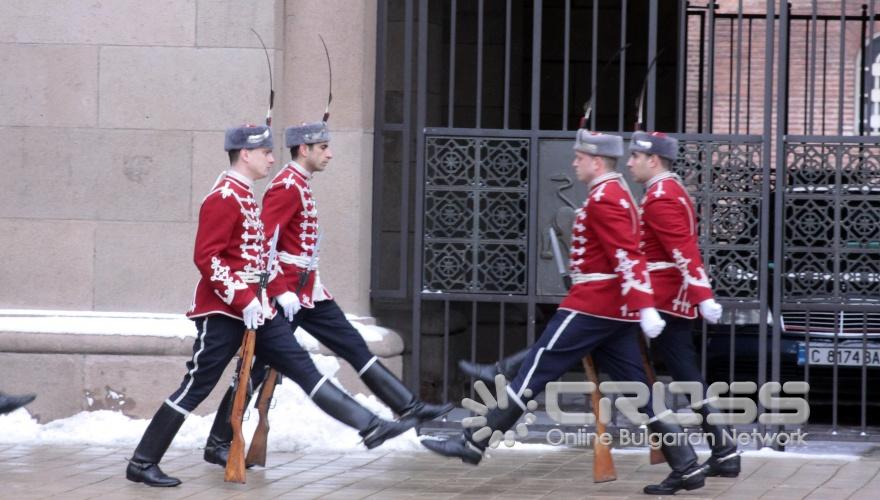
[246,128,270,144]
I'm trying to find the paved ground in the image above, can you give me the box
[2,442,879,499]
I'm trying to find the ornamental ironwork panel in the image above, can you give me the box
[672,138,765,300]
[783,141,880,302]
[423,136,529,293]
[535,139,589,296]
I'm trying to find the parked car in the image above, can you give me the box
[700,302,880,421]
[698,182,880,425]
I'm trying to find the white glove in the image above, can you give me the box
[640,307,666,339]
[275,291,301,322]
[242,298,264,330]
[699,298,723,324]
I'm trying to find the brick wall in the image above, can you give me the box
[685,0,873,136]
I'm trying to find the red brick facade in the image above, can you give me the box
[685,0,873,136]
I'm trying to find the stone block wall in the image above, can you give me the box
[0,315,403,423]
[0,0,376,316]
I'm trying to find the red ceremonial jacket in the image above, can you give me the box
[262,161,333,308]
[559,172,655,320]
[640,171,714,319]
[188,170,277,320]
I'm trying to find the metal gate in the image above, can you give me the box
[371,0,880,437]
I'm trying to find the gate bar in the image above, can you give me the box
[448,0,456,127]
[764,0,779,447]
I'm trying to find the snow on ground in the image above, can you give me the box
[0,355,421,453]
[0,309,415,452]
[343,315,388,342]
[2,384,861,462]
[0,310,863,461]
[0,404,864,460]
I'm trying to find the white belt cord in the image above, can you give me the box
[570,272,617,285]
[647,261,676,272]
[278,251,319,269]
[234,271,261,283]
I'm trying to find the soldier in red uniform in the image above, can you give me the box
[422,130,706,496]
[627,130,740,478]
[126,125,415,488]
[202,122,453,466]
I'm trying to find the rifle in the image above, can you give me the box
[244,366,278,467]
[628,47,669,466]
[548,228,616,482]
[582,356,616,482]
[224,323,256,483]
[639,334,666,464]
[242,32,331,462]
[244,230,323,466]
[225,226,280,483]
[579,43,631,129]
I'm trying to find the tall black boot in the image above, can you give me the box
[698,404,740,477]
[643,420,706,495]
[203,364,269,467]
[421,401,524,465]
[310,380,417,449]
[203,385,260,468]
[0,392,36,415]
[359,360,454,422]
[457,348,531,385]
[126,403,186,487]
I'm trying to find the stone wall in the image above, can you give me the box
[0,0,376,317]
[0,314,403,423]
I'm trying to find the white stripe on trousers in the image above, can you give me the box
[516,311,578,399]
[164,399,190,417]
[309,376,329,398]
[172,316,208,408]
[357,356,379,376]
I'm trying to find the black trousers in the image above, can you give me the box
[249,300,376,384]
[165,313,324,414]
[649,313,706,388]
[509,309,657,417]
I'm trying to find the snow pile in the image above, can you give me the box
[344,314,389,343]
[293,326,321,351]
[0,309,414,452]
[294,321,391,354]
[0,353,420,452]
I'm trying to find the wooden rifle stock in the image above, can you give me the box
[243,260,313,466]
[638,336,666,465]
[245,367,279,467]
[549,227,618,479]
[224,328,256,483]
[582,356,617,483]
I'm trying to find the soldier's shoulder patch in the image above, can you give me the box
[596,179,627,200]
[200,184,243,212]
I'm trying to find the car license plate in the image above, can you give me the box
[797,345,880,367]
